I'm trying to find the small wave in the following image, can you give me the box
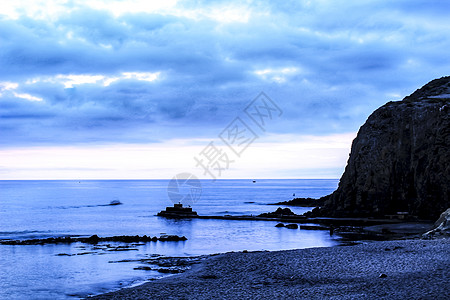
[48,201,123,210]
[0,230,55,241]
[243,202,269,205]
[0,230,50,235]
[50,205,96,209]
[216,211,248,215]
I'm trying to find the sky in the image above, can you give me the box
[1,0,450,179]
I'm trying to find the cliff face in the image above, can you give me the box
[318,77,450,220]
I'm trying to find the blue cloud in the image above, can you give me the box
[1,1,450,147]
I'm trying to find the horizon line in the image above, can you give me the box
[0,178,340,181]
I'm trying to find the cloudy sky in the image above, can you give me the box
[1,0,450,179]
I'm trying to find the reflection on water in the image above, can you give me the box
[0,179,339,299]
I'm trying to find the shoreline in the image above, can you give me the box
[88,237,450,299]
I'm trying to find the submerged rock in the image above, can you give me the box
[285,224,299,229]
[313,77,450,220]
[108,200,122,206]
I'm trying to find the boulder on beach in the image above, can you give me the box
[423,208,450,237]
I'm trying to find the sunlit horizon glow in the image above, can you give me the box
[1,1,450,179]
[0,133,355,180]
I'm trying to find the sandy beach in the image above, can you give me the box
[89,238,450,299]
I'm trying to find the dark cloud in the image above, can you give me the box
[1,1,450,147]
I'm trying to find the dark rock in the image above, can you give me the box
[275,223,285,227]
[133,266,184,273]
[258,207,295,218]
[300,225,329,230]
[285,224,299,229]
[314,77,450,220]
[270,195,329,207]
[108,200,122,206]
[63,237,73,243]
[158,235,187,241]
[76,252,95,255]
[134,266,153,271]
[379,273,388,278]
[155,268,184,274]
[0,234,188,245]
[107,248,139,252]
[275,207,294,215]
[86,235,100,244]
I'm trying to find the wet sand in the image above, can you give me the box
[89,238,449,299]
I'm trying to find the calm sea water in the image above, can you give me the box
[0,179,339,299]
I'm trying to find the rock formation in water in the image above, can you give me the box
[313,76,450,220]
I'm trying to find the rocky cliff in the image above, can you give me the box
[316,77,450,220]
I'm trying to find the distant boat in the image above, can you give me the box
[109,200,122,206]
[252,180,256,183]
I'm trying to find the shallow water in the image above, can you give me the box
[0,179,339,299]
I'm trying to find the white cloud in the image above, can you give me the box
[0,82,19,96]
[0,0,76,20]
[0,81,42,101]
[180,5,252,23]
[0,0,251,24]
[121,72,161,83]
[87,0,254,24]
[56,74,107,88]
[12,92,43,102]
[25,72,161,88]
[254,67,299,83]
[87,0,179,17]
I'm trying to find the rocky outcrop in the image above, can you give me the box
[0,234,188,245]
[270,195,328,207]
[315,77,450,220]
[423,208,450,237]
[258,207,295,218]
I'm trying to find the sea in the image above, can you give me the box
[0,179,340,299]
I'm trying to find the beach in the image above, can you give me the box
[90,238,450,299]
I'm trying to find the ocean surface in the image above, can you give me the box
[0,179,339,299]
